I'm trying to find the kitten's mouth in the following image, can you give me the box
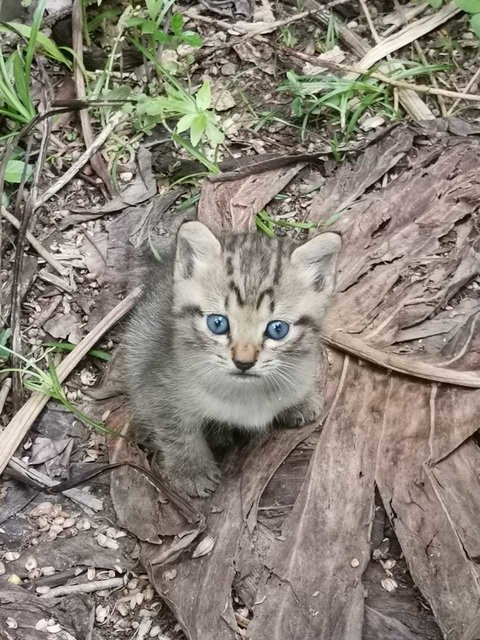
[230,371,260,379]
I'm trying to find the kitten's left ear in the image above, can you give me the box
[291,232,341,292]
[175,221,221,279]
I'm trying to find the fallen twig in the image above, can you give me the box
[40,576,125,598]
[0,377,12,415]
[321,327,480,388]
[262,39,480,104]
[35,110,126,208]
[0,286,142,475]
[184,7,325,35]
[10,117,51,405]
[358,1,461,71]
[72,0,113,195]
[1,207,68,276]
[7,456,104,511]
[393,0,447,117]
[359,0,434,121]
[447,66,480,116]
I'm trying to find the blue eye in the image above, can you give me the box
[265,320,290,340]
[206,314,230,335]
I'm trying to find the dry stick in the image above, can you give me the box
[72,0,114,196]
[359,0,434,121]
[10,125,49,406]
[1,207,68,276]
[447,66,480,116]
[383,2,429,37]
[7,456,104,511]
[357,1,461,71]
[35,111,126,208]
[321,328,480,389]
[393,0,447,117]
[261,39,480,103]
[0,377,12,415]
[0,286,142,476]
[184,7,324,33]
[40,576,125,598]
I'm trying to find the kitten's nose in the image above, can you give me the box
[231,343,259,371]
[233,358,256,371]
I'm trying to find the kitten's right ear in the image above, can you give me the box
[291,232,341,293]
[175,221,221,279]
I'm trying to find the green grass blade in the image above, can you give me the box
[25,0,46,76]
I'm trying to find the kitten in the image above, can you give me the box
[124,221,341,497]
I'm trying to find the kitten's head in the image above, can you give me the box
[172,221,341,392]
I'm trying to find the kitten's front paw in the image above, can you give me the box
[280,395,323,428]
[170,461,221,498]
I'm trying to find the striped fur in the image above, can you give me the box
[124,221,341,497]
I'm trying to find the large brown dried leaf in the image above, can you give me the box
[108,127,480,640]
[198,164,305,234]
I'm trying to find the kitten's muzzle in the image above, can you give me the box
[233,358,256,372]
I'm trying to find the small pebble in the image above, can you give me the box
[76,517,91,531]
[192,535,215,558]
[87,567,96,581]
[52,517,65,527]
[4,551,20,562]
[30,502,54,517]
[127,578,138,590]
[6,617,17,628]
[145,585,154,601]
[36,586,51,595]
[381,577,398,592]
[117,601,129,617]
[29,568,42,580]
[96,605,109,623]
[25,556,37,571]
[96,534,119,550]
[350,558,360,568]
[35,619,49,631]
[46,623,61,633]
[0,561,5,575]
[7,574,22,585]
[150,626,161,638]
[41,566,56,577]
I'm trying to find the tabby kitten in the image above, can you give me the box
[124,221,341,497]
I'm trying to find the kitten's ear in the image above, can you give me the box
[175,221,221,279]
[291,232,341,292]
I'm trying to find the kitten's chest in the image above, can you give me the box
[199,384,298,430]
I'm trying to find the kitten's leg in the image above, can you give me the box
[277,392,323,428]
[157,422,221,498]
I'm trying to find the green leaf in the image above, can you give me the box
[152,30,170,44]
[171,132,219,174]
[190,113,207,146]
[205,121,224,146]
[470,12,480,36]
[456,0,480,12]
[171,13,184,35]
[176,113,196,133]
[428,0,444,7]
[180,32,203,47]
[0,22,71,66]
[5,159,33,184]
[140,19,157,34]
[44,341,111,361]
[195,81,211,111]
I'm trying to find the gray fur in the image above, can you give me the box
[124,222,341,497]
